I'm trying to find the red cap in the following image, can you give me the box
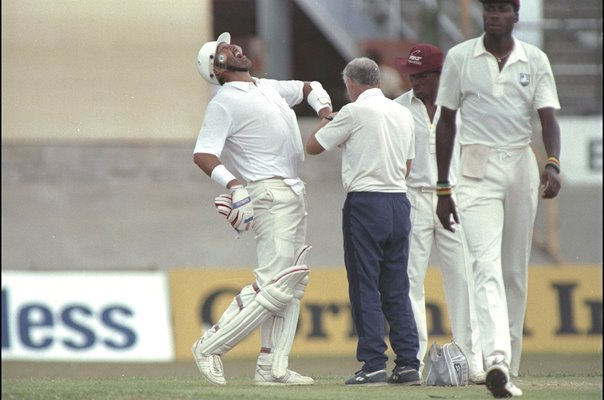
[479,0,520,10]
[395,44,443,75]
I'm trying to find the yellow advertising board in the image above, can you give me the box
[169,265,602,361]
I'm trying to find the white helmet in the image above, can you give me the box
[196,32,231,85]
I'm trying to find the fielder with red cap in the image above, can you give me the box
[435,0,561,397]
[394,44,486,385]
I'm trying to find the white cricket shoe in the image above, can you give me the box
[486,361,522,397]
[469,370,486,385]
[254,365,314,386]
[191,338,226,386]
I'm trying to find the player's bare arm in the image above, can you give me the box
[538,107,562,199]
[435,107,459,232]
[193,153,240,189]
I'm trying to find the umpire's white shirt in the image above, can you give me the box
[394,90,459,188]
[315,88,415,193]
[436,34,560,147]
[194,78,305,182]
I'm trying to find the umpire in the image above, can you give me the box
[306,57,421,386]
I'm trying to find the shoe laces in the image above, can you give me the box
[393,365,414,374]
[209,355,223,375]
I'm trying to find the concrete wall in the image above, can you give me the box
[2,117,602,271]
[1,0,211,141]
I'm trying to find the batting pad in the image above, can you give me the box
[270,258,310,377]
[271,299,301,377]
[199,297,273,356]
[206,284,258,338]
[198,266,309,357]
[294,245,312,266]
[255,266,309,312]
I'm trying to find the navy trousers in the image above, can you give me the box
[343,191,419,372]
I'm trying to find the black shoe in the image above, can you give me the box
[345,369,388,385]
[486,362,523,397]
[388,365,422,385]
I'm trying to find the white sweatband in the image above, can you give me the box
[307,81,332,115]
[210,164,237,189]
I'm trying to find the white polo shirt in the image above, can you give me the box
[194,78,305,182]
[315,88,415,193]
[395,90,459,188]
[436,34,560,147]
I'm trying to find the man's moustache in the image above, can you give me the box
[226,65,249,72]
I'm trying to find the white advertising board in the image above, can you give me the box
[1,271,174,362]
[559,116,602,186]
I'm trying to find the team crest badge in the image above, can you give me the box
[519,73,530,87]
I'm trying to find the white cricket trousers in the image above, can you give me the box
[407,187,484,376]
[247,178,308,287]
[456,145,539,376]
[247,178,307,366]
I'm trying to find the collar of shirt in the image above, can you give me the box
[356,87,384,102]
[410,92,425,105]
[224,78,257,92]
[410,93,440,150]
[473,34,528,65]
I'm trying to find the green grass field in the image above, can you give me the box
[2,354,602,400]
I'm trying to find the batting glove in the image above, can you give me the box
[214,193,233,219]
[214,185,254,234]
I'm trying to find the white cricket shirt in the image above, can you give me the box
[395,90,459,188]
[436,34,561,147]
[315,88,415,193]
[194,78,305,182]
